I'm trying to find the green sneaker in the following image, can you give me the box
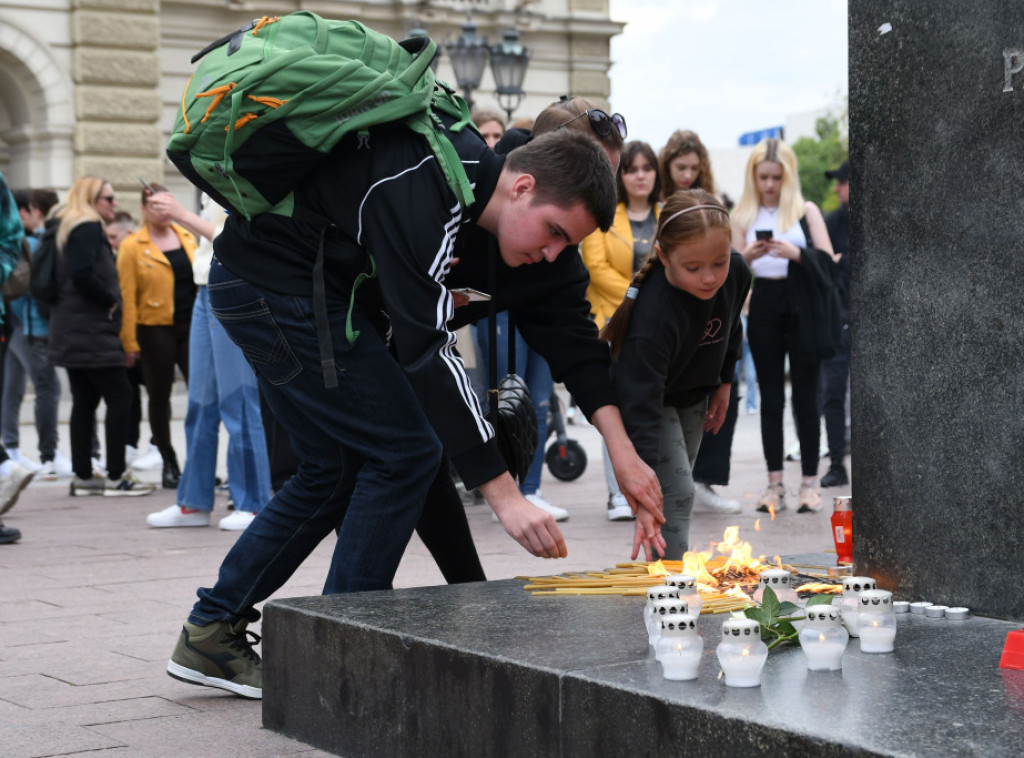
[167,619,262,699]
[70,475,105,496]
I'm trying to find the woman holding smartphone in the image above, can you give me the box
[731,138,836,515]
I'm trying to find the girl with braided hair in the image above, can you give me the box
[601,189,750,560]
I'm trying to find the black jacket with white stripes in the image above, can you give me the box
[214,120,613,488]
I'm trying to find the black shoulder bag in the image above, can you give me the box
[487,251,538,484]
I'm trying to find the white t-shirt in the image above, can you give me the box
[192,194,228,286]
[746,206,808,279]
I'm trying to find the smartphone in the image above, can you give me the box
[755,229,773,241]
[451,287,491,302]
[139,177,156,195]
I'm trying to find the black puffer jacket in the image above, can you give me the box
[47,221,124,369]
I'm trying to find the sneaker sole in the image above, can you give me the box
[0,470,35,515]
[797,504,822,514]
[606,507,635,521]
[148,519,211,527]
[166,660,261,699]
[103,488,157,497]
[70,489,105,497]
[755,503,787,513]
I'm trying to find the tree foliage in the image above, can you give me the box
[793,115,848,213]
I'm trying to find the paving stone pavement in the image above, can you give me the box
[0,383,849,757]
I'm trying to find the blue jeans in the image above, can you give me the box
[475,312,551,494]
[189,260,442,625]
[737,314,757,412]
[176,287,272,513]
[1,324,60,461]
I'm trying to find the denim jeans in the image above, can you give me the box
[737,313,758,412]
[189,260,442,625]
[659,402,706,561]
[176,287,272,513]
[475,312,552,494]
[1,325,60,461]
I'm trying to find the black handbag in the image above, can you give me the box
[487,253,538,484]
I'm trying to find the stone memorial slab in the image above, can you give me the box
[850,1,1024,619]
[263,580,1024,757]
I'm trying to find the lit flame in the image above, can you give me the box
[768,503,776,520]
[647,560,669,577]
[754,518,761,531]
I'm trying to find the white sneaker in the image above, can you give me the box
[146,504,211,527]
[6,448,41,472]
[37,460,58,481]
[131,447,163,470]
[125,445,139,468]
[53,452,73,477]
[525,491,569,522]
[91,457,107,478]
[218,510,257,531]
[0,464,35,515]
[606,492,635,521]
[692,483,742,514]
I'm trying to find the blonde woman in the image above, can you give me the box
[732,138,835,515]
[47,176,155,496]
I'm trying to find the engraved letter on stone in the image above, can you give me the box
[1003,48,1024,92]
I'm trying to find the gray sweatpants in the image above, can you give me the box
[659,401,707,561]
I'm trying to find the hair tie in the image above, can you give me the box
[625,286,639,301]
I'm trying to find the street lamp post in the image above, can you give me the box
[489,28,530,123]
[445,16,489,110]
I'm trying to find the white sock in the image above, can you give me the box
[0,460,15,477]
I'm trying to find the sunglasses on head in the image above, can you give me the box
[559,108,628,140]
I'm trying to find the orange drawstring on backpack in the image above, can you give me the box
[196,83,237,124]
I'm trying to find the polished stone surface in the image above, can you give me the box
[849,2,1024,619]
[263,579,1024,757]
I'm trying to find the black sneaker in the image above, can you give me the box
[0,519,21,544]
[103,474,156,497]
[167,619,262,699]
[821,464,849,488]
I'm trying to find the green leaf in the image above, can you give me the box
[775,620,798,638]
[806,594,836,607]
[744,606,766,624]
[760,585,780,626]
[777,601,801,616]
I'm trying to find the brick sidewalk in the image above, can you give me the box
[0,388,848,757]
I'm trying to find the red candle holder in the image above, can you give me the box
[999,629,1024,670]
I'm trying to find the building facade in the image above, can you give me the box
[0,0,621,209]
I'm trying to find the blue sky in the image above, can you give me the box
[608,0,848,149]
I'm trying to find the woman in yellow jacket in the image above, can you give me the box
[580,140,661,521]
[117,184,197,489]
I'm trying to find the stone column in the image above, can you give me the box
[71,0,164,199]
[850,1,1024,620]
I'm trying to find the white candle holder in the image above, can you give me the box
[716,617,768,687]
[839,575,877,638]
[649,596,689,648]
[645,585,680,634]
[665,573,703,616]
[858,589,896,653]
[753,569,800,606]
[798,605,849,671]
[657,613,703,680]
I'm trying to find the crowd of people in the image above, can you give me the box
[0,82,851,703]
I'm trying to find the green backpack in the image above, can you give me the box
[166,12,479,386]
[167,11,476,219]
